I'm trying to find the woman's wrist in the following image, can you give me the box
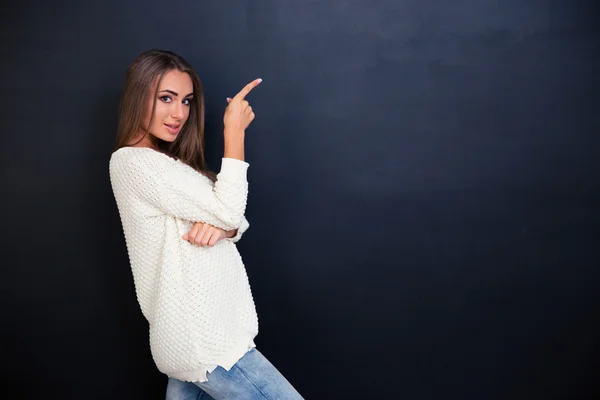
[224,135,245,161]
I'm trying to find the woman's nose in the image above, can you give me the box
[171,103,184,119]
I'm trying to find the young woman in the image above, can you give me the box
[109,49,303,399]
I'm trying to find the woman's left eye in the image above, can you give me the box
[183,98,192,106]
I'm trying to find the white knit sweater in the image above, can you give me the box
[109,147,259,383]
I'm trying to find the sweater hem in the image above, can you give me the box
[167,332,257,383]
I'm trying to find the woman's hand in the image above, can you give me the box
[183,222,232,247]
[223,78,262,136]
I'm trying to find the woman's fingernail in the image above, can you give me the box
[256,78,262,83]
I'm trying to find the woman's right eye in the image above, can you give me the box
[160,96,172,103]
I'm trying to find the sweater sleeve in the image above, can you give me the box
[123,153,249,230]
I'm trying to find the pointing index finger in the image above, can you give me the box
[233,78,262,101]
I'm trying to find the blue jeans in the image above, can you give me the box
[165,348,303,399]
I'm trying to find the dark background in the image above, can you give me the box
[2,1,599,399]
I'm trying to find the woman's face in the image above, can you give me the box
[139,69,194,147]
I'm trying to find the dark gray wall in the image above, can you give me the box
[2,1,599,399]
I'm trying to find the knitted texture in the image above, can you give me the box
[109,147,258,382]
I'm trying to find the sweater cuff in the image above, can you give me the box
[226,217,249,243]
[219,158,249,180]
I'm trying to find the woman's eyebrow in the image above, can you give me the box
[159,89,194,97]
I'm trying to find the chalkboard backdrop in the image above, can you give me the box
[2,1,598,398]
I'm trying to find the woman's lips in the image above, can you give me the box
[164,123,180,135]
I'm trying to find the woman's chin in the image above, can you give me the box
[158,135,178,143]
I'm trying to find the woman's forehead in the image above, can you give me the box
[158,70,193,92]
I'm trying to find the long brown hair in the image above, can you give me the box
[113,49,216,181]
